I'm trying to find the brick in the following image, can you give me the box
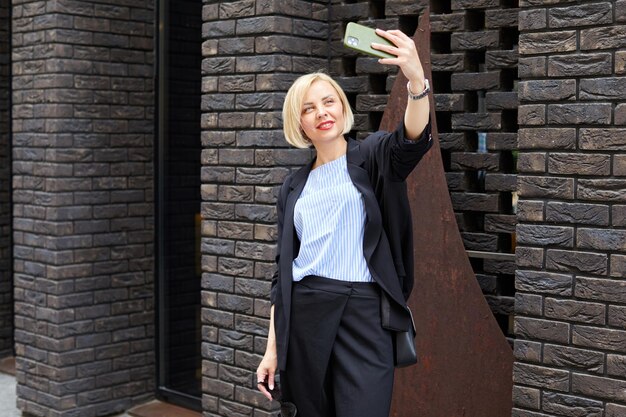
[619,0,626,21]
[255,35,310,54]
[451,31,499,50]
[614,205,626,226]
[514,293,542,318]
[451,72,500,91]
[451,113,501,130]
[549,54,613,77]
[612,254,626,278]
[515,317,570,343]
[450,192,499,212]
[543,344,604,374]
[451,0,498,10]
[575,277,626,304]
[542,391,603,417]
[517,153,546,173]
[485,214,516,233]
[549,3,613,28]
[515,270,572,296]
[431,13,466,32]
[513,385,540,410]
[579,128,626,150]
[607,354,626,377]
[617,51,626,74]
[578,179,626,202]
[580,77,626,100]
[519,57,547,78]
[513,363,569,392]
[616,104,626,125]
[607,403,626,417]
[609,305,626,328]
[516,247,543,269]
[219,0,254,18]
[518,176,574,199]
[484,173,516,191]
[514,340,542,363]
[485,8,518,28]
[548,103,612,125]
[462,232,498,251]
[485,50,518,71]
[519,9,546,31]
[518,128,576,150]
[518,104,545,125]
[519,31,576,55]
[486,92,518,110]
[517,201,544,222]
[451,153,499,171]
[546,249,607,275]
[581,26,626,50]
[235,16,292,35]
[578,228,626,251]
[548,153,611,176]
[572,373,626,402]
[235,241,275,261]
[545,298,605,325]
[516,225,573,247]
[546,202,609,226]
[435,94,465,112]
[218,257,254,278]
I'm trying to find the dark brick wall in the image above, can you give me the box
[514,1,626,416]
[0,0,11,359]
[199,1,326,415]
[200,1,520,416]
[11,0,156,415]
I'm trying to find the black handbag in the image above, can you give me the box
[393,307,417,367]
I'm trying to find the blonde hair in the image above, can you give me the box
[282,72,355,149]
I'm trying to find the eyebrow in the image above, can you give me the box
[302,95,335,106]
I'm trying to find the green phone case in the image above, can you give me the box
[343,22,395,59]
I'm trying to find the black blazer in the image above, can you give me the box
[271,122,432,371]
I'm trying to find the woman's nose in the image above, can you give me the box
[316,106,327,118]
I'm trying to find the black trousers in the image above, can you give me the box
[281,276,394,417]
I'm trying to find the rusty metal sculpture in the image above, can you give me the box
[380,9,514,417]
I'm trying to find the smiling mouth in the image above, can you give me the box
[317,121,334,130]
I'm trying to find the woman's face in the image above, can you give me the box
[300,80,345,146]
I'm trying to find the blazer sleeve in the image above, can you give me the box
[366,120,433,182]
[270,177,290,306]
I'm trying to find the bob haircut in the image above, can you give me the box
[282,72,355,149]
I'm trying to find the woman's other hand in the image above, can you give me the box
[257,347,278,400]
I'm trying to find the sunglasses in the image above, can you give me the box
[258,380,298,417]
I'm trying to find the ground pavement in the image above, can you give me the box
[0,372,132,417]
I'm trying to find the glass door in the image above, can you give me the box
[156,0,202,409]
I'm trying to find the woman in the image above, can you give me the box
[256,27,432,417]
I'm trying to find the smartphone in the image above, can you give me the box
[343,22,396,59]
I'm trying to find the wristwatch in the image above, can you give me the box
[407,79,430,100]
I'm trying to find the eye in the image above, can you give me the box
[324,98,335,105]
[302,107,313,114]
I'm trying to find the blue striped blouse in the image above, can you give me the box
[292,154,373,283]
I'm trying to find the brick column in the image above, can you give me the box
[199,1,327,415]
[11,1,155,416]
[515,1,626,416]
[0,0,10,359]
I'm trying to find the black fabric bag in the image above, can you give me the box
[393,308,417,367]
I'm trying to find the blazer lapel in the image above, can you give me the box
[345,138,383,271]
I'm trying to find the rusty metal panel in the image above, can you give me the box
[381,9,514,417]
